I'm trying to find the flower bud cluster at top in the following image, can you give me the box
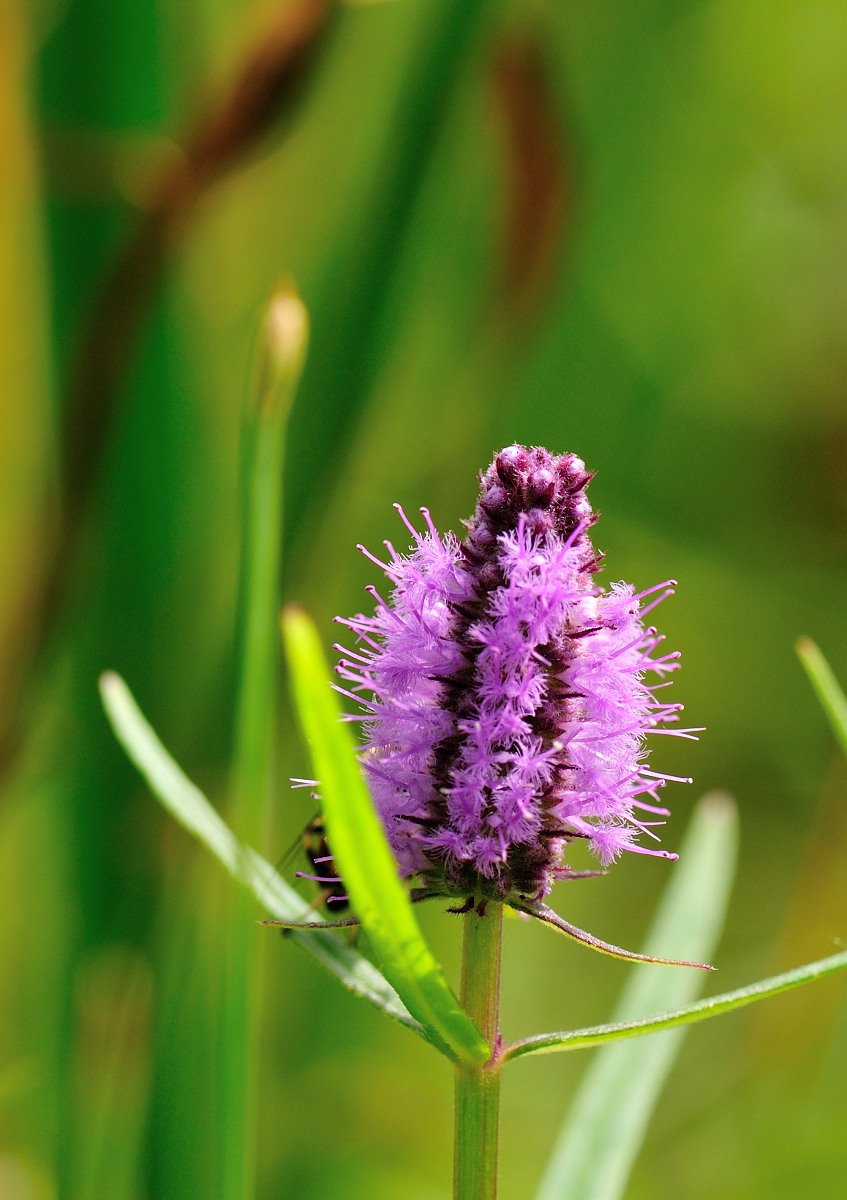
[335,445,695,905]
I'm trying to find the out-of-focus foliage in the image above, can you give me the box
[1,1,846,1198]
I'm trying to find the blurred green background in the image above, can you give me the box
[2,0,847,1197]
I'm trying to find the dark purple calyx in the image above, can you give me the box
[424,445,601,902]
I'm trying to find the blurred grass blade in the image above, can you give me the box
[232,288,308,845]
[532,792,738,1200]
[504,946,847,1062]
[281,606,490,1066]
[71,947,152,1200]
[796,637,847,759]
[219,290,308,1200]
[287,0,489,548]
[99,671,424,1037]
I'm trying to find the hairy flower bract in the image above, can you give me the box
[335,445,697,905]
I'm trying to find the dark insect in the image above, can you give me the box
[263,811,356,934]
[297,815,349,914]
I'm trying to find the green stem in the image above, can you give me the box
[217,292,308,1200]
[454,903,503,1200]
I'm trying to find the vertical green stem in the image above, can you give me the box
[217,292,308,1200]
[454,903,503,1200]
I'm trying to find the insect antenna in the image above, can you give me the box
[274,809,320,875]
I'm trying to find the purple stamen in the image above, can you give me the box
[632,579,678,601]
[648,726,704,739]
[639,587,676,618]
[419,507,440,539]
[357,543,391,572]
[641,769,693,784]
[631,799,672,816]
[393,502,420,539]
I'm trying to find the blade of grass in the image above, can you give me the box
[281,605,490,1066]
[532,792,738,1200]
[217,291,308,1200]
[99,670,424,1037]
[796,637,847,759]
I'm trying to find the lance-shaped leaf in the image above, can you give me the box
[508,898,714,971]
[99,671,423,1037]
[504,946,847,1063]
[281,605,490,1067]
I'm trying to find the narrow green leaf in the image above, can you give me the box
[506,946,847,1062]
[531,792,738,1200]
[281,606,490,1067]
[98,671,423,1037]
[796,637,847,759]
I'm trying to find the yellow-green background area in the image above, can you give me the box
[2,1,847,1197]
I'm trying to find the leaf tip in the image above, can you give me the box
[695,789,738,832]
[265,288,309,372]
[795,635,817,659]
[280,603,311,640]
[98,670,126,710]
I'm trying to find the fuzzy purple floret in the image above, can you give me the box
[335,445,695,903]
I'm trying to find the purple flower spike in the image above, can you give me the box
[335,445,699,908]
